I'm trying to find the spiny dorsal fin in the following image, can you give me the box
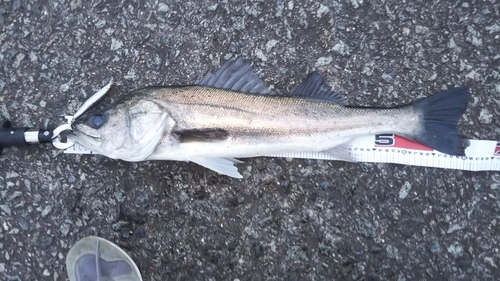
[289,72,346,104]
[195,58,272,95]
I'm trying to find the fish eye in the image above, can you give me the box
[88,114,106,129]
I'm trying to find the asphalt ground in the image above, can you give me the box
[0,0,499,280]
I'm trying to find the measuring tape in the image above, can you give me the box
[65,134,500,171]
[268,134,500,171]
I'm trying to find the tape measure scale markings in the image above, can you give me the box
[347,135,500,171]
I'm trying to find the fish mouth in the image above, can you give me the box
[70,123,102,140]
[64,129,80,143]
[66,127,101,143]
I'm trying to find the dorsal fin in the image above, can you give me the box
[289,72,346,104]
[195,58,272,95]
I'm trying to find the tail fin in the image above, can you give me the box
[411,87,470,156]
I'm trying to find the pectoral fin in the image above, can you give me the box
[174,128,229,142]
[189,157,244,179]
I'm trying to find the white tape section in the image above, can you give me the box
[267,135,500,172]
[65,143,97,154]
[65,134,500,171]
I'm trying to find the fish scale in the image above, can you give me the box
[148,87,412,135]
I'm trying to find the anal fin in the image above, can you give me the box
[266,144,358,162]
[189,157,244,179]
[321,143,358,162]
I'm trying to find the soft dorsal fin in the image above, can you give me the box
[195,58,272,95]
[289,72,346,104]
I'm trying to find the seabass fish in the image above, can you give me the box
[70,59,469,178]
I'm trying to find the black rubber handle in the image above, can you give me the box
[0,120,28,147]
[0,120,55,155]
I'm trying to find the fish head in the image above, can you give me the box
[70,97,174,161]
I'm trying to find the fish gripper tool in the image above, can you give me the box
[0,119,54,154]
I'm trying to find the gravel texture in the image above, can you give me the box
[1,0,500,280]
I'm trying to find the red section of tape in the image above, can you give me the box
[494,142,500,157]
[375,134,433,151]
[393,135,433,151]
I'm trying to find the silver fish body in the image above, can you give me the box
[138,86,416,159]
[70,59,469,178]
